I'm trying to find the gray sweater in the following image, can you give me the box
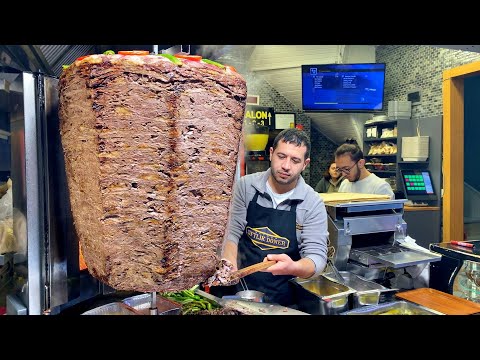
[225,168,329,277]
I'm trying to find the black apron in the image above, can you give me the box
[237,190,300,306]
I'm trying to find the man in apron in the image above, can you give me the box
[214,128,329,307]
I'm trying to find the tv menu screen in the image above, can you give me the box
[301,63,386,112]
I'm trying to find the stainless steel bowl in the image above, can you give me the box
[235,290,265,302]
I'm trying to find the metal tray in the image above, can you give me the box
[122,293,181,315]
[195,289,309,315]
[340,300,444,315]
[349,244,441,268]
[82,302,140,315]
[289,275,356,315]
[323,271,397,307]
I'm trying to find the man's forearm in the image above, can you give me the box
[295,257,316,279]
[221,240,238,270]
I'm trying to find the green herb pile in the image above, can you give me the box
[162,284,219,315]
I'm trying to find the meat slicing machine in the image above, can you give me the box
[325,199,441,284]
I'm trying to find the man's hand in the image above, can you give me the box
[262,254,315,279]
[205,258,239,287]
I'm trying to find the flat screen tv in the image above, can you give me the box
[301,63,386,112]
[400,169,437,202]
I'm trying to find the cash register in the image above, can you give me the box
[400,169,437,206]
[400,169,441,249]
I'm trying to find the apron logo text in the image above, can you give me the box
[246,226,290,250]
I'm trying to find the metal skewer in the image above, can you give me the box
[149,291,158,315]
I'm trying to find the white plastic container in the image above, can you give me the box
[388,100,412,120]
[401,136,429,161]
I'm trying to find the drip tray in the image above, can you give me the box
[349,244,441,268]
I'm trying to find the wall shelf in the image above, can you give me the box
[371,170,397,174]
[364,136,397,142]
[364,119,399,191]
[365,154,397,157]
[398,161,429,164]
[365,120,397,126]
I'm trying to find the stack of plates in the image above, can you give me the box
[402,136,429,161]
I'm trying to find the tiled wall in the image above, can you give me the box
[309,128,339,189]
[376,45,480,118]
[245,73,338,186]
[245,45,480,188]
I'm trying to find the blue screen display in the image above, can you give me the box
[402,170,435,196]
[301,63,386,112]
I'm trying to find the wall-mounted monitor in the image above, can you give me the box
[400,169,438,202]
[301,63,386,113]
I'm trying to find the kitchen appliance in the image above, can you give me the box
[429,240,480,303]
[243,123,271,175]
[2,68,118,315]
[324,196,441,287]
[244,124,269,151]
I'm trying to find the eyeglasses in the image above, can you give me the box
[335,160,359,174]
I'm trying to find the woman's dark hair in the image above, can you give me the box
[323,159,336,180]
[334,142,364,162]
[272,128,311,159]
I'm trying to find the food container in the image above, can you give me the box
[289,275,356,315]
[323,271,397,308]
[122,293,181,315]
[82,302,140,315]
[340,300,443,315]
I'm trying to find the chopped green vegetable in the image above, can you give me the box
[201,58,225,69]
[103,50,115,55]
[161,284,217,315]
[158,53,183,65]
[62,65,70,70]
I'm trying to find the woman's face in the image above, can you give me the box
[329,162,341,179]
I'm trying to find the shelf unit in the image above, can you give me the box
[363,120,398,190]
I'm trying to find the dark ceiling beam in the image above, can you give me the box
[19,45,54,76]
[0,45,32,72]
[49,45,77,69]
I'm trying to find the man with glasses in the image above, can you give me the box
[334,142,394,199]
